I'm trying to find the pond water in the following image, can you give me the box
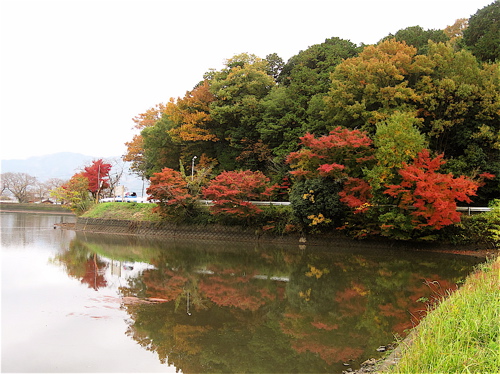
[1,211,484,373]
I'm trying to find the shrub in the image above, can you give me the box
[257,204,299,235]
[289,178,347,232]
[446,200,500,247]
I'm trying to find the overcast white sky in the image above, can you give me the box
[0,0,492,161]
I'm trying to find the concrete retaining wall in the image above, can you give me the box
[76,217,306,244]
[75,217,466,250]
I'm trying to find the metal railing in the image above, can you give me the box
[456,206,491,214]
[99,197,492,215]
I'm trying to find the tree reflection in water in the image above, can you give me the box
[55,232,482,373]
[55,239,107,290]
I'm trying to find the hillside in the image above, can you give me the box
[1,152,94,181]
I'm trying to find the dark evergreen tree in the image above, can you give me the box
[463,1,500,62]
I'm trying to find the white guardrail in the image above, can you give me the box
[99,196,150,203]
[456,206,491,214]
[100,198,292,205]
[99,198,492,214]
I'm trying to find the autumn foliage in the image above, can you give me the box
[165,81,217,143]
[202,170,275,218]
[384,150,487,230]
[286,125,494,237]
[50,172,91,214]
[286,126,374,180]
[122,21,498,238]
[286,127,375,225]
[82,159,112,197]
[147,168,196,218]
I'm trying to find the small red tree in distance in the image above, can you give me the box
[384,149,493,230]
[202,170,275,218]
[147,167,196,218]
[82,159,112,198]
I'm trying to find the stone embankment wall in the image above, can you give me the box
[76,217,306,244]
[74,217,491,253]
[75,217,378,248]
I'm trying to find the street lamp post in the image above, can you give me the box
[191,156,197,180]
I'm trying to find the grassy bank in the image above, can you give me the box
[0,202,73,213]
[388,256,500,373]
[81,202,161,221]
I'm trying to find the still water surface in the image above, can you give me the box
[1,212,483,373]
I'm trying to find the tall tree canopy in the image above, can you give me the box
[258,38,360,158]
[123,104,166,178]
[207,53,276,170]
[463,1,500,62]
[382,25,449,54]
[323,40,499,202]
[123,2,499,214]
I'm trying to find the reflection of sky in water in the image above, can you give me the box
[1,212,177,373]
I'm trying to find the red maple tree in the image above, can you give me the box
[286,126,374,180]
[82,159,112,198]
[384,149,488,230]
[202,170,275,218]
[147,167,196,217]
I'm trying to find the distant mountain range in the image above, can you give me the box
[1,152,95,181]
[1,152,148,195]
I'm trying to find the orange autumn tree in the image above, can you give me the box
[165,80,217,143]
[147,167,198,220]
[381,149,493,237]
[123,103,166,176]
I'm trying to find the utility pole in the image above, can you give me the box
[95,163,101,204]
[191,156,197,180]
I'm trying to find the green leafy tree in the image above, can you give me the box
[365,111,428,191]
[417,42,498,154]
[51,173,92,214]
[463,1,500,62]
[265,52,284,80]
[288,178,346,230]
[382,26,449,54]
[259,38,360,158]
[207,54,275,170]
[324,39,429,132]
[141,116,182,178]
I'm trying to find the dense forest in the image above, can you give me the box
[122,2,500,240]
